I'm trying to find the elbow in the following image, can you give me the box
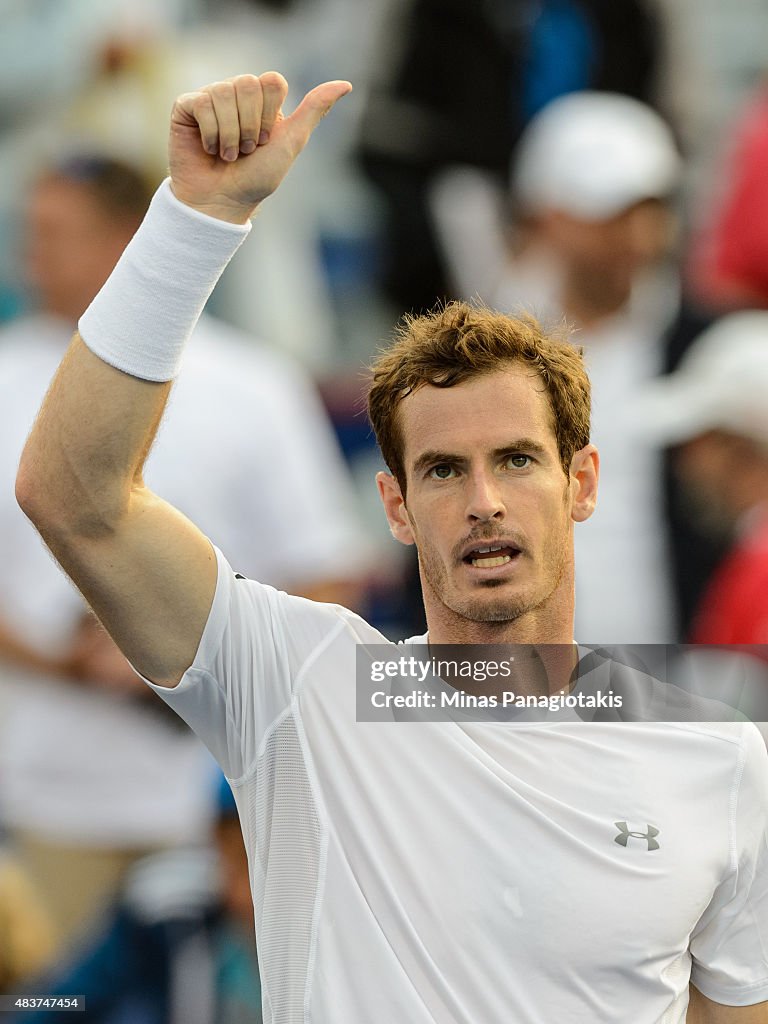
[15,454,64,538]
[15,454,46,526]
[15,452,126,542]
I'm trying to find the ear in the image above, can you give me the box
[569,444,599,523]
[376,471,415,546]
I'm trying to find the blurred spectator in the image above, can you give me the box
[637,311,768,644]
[54,0,385,370]
[14,775,261,1024]
[359,3,667,637]
[358,0,663,317]
[0,844,57,994]
[431,91,690,643]
[0,0,198,320]
[0,155,368,949]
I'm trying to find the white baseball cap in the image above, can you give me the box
[635,311,768,446]
[513,91,681,220]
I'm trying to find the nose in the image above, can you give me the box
[465,469,506,523]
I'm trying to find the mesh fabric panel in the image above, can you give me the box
[247,714,322,1024]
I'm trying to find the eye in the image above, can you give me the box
[504,454,532,470]
[428,464,456,480]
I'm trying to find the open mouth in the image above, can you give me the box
[462,544,521,568]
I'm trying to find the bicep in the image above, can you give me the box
[688,987,768,1023]
[42,486,217,688]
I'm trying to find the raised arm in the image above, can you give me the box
[15,72,352,688]
[688,987,768,1022]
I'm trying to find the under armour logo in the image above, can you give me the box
[614,821,660,851]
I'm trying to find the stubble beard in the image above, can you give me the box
[418,522,570,626]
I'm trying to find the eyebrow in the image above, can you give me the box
[411,438,551,476]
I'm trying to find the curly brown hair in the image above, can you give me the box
[367,302,591,494]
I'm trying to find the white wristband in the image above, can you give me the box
[78,178,251,382]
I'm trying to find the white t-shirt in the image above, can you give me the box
[145,546,768,1024]
[0,313,367,844]
[573,308,674,643]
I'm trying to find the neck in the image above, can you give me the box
[423,584,578,699]
[423,565,576,646]
[426,614,573,645]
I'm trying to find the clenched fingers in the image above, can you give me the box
[207,79,242,161]
[175,72,289,162]
[233,74,264,154]
[256,71,289,146]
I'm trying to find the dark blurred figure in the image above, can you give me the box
[14,776,261,1024]
[638,312,768,644]
[358,0,663,316]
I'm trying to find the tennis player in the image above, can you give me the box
[17,73,768,1023]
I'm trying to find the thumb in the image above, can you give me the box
[283,80,352,150]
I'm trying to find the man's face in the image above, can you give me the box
[23,177,132,321]
[542,198,672,301]
[377,366,597,628]
[674,430,764,535]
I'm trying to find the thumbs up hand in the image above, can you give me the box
[168,72,352,224]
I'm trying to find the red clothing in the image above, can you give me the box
[690,514,768,643]
[691,87,768,308]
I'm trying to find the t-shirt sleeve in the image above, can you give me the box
[689,724,768,1005]
[141,545,344,780]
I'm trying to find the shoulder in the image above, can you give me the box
[217,553,388,661]
[585,650,761,728]
[237,574,386,646]
[661,719,765,752]
[658,721,768,811]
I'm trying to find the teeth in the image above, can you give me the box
[474,544,503,554]
[471,554,511,568]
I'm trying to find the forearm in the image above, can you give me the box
[17,177,250,537]
[17,336,170,539]
[14,179,250,685]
